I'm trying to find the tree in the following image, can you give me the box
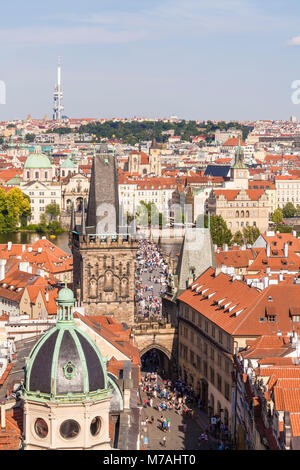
[296,205,300,217]
[232,230,243,246]
[45,203,60,221]
[272,208,283,224]
[209,214,232,247]
[275,225,293,233]
[242,226,260,245]
[282,202,296,218]
[25,133,35,142]
[5,188,31,230]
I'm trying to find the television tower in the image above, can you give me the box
[53,56,64,121]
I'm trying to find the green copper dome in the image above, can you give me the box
[57,285,75,304]
[22,285,109,403]
[24,152,52,169]
[61,157,77,169]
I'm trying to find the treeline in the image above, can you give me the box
[47,120,253,145]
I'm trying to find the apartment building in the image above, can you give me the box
[207,188,270,234]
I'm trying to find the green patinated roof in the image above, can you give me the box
[61,157,77,169]
[6,175,21,186]
[24,152,52,169]
[22,285,110,403]
[57,285,75,304]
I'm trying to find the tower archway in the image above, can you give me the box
[140,345,173,377]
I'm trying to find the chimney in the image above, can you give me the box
[264,277,269,289]
[279,273,284,282]
[223,244,228,252]
[7,241,12,251]
[0,402,5,430]
[28,247,32,253]
[22,245,26,252]
[45,292,49,302]
[266,244,270,257]
[0,259,6,281]
[38,247,42,253]
[284,243,288,258]
[293,230,297,237]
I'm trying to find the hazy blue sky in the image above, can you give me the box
[1,0,300,121]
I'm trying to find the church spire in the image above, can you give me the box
[70,201,76,231]
[233,136,245,169]
[81,198,86,235]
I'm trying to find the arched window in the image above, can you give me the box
[35,172,39,179]
[236,211,239,217]
[246,210,249,218]
[241,211,244,218]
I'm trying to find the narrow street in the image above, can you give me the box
[140,374,219,451]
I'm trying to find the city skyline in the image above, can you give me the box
[1,0,300,121]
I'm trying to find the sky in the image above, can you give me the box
[1,0,300,121]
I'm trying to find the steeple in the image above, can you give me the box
[81,198,86,235]
[233,136,245,169]
[70,201,76,231]
[86,153,119,234]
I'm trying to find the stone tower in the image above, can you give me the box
[230,137,249,189]
[70,152,138,326]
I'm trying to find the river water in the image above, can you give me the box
[0,232,71,254]
[0,232,182,259]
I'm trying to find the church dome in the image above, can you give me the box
[24,152,52,169]
[57,285,75,304]
[25,324,107,399]
[24,285,108,401]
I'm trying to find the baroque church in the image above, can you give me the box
[70,151,138,325]
[0,284,141,450]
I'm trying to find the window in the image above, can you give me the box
[225,382,230,400]
[60,420,80,439]
[217,374,222,392]
[203,361,208,378]
[205,321,209,333]
[210,348,215,361]
[218,354,222,368]
[219,330,223,344]
[210,367,215,385]
[190,350,195,364]
[203,343,208,355]
[34,418,48,439]
[197,355,201,370]
[212,326,215,338]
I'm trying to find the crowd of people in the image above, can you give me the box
[135,240,168,321]
[140,372,232,450]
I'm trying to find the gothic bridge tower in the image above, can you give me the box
[70,152,138,326]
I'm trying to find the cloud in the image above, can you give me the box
[0,26,145,46]
[287,36,300,46]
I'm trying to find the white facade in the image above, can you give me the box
[275,178,300,208]
[119,183,175,217]
[20,181,62,224]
